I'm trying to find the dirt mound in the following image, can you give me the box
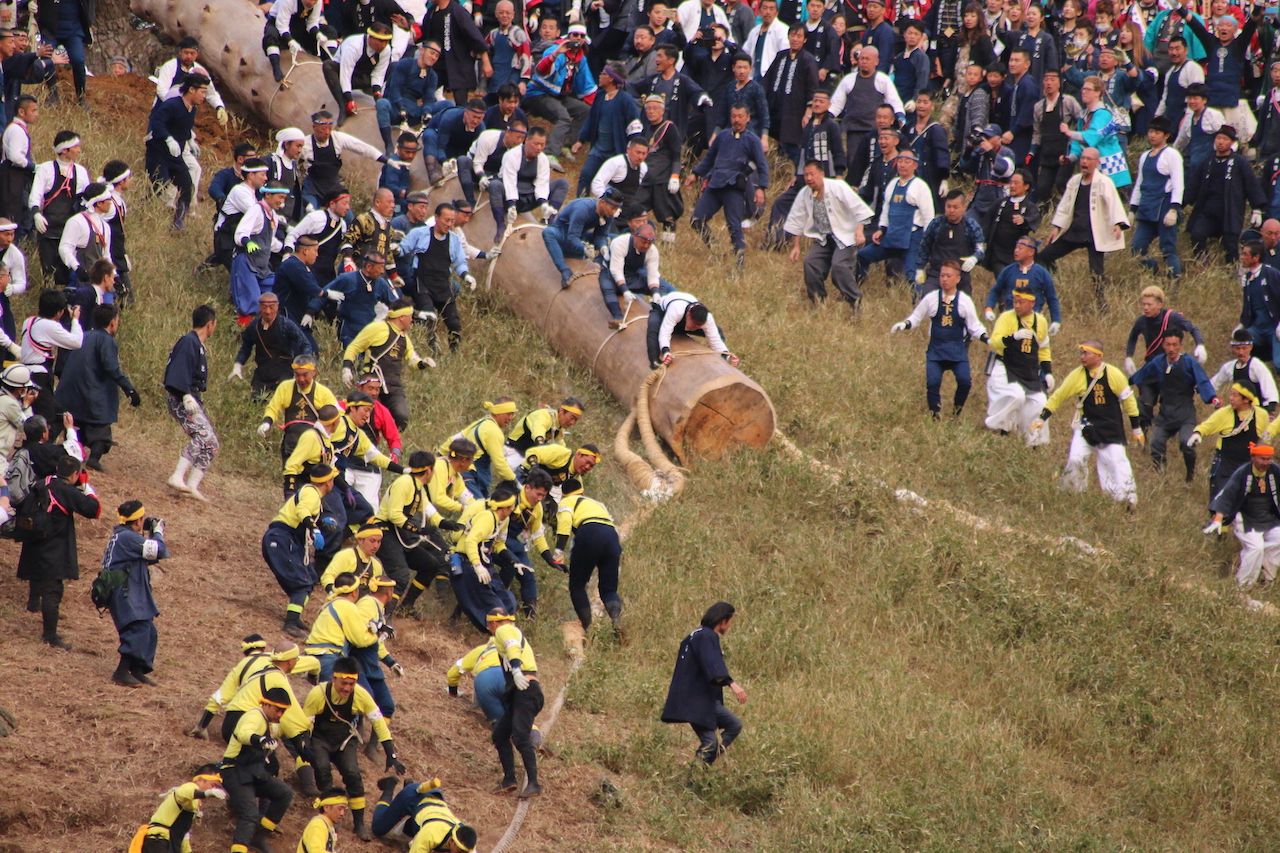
[0,439,596,851]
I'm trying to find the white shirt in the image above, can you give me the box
[607,232,661,290]
[902,289,988,341]
[236,203,283,253]
[877,176,935,229]
[1174,106,1225,153]
[20,315,82,365]
[154,57,226,109]
[1156,61,1204,117]
[783,178,874,248]
[300,131,385,171]
[500,145,551,202]
[286,208,345,249]
[1212,358,1280,408]
[2,242,27,295]
[676,0,730,41]
[830,70,906,123]
[468,129,505,176]
[1129,145,1185,210]
[216,182,260,230]
[1,118,30,168]
[269,0,325,38]
[58,209,112,271]
[591,154,648,198]
[335,35,390,96]
[655,291,728,355]
[28,159,90,211]
[742,23,789,79]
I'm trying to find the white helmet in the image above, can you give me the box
[1,364,30,389]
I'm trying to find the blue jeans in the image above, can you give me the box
[541,224,585,280]
[1131,216,1182,277]
[474,666,507,721]
[420,128,446,161]
[855,230,923,285]
[925,358,972,414]
[48,31,86,95]
[691,702,742,764]
[598,268,675,320]
[375,97,451,129]
[463,455,492,499]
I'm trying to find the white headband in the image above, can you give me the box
[85,189,113,206]
[102,169,131,185]
[54,136,80,154]
[0,222,18,232]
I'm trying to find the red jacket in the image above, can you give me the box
[339,399,403,457]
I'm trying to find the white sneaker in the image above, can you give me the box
[661,231,676,244]
[168,457,192,493]
[441,159,458,180]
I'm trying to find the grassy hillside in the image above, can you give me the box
[8,82,1280,852]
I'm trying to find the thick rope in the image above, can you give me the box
[265,54,323,123]
[589,298,650,375]
[482,222,545,292]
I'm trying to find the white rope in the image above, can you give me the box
[265,54,324,124]
[482,222,546,292]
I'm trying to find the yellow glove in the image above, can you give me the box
[216,107,229,127]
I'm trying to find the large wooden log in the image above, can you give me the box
[128,0,430,190]
[428,179,776,462]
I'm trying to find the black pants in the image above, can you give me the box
[1039,236,1106,306]
[222,762,293,847]
[312,731,365,806]
[377,530,447,598]
[37,234,67,284]
[493,679,544,785]
[1150,415,1197,477]
[1035,151,1072,206]
[81,422,112,465]
[568,521,622,629]
[415,279,461,353]
[1189,218,1241,263]
[380,386,410,431]
[643,181,684,228]
[29,575,63,639]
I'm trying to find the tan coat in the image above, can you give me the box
[1050,172,1131,253]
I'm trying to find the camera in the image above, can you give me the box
[143,516,163,533]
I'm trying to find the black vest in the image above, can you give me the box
[308,137,343,197]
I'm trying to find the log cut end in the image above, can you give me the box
[667,375,776,461]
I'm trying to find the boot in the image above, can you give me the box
[185,467,208,502]
[295,763,321,797]
[379,123,394,156]
[167,457,193,493]
[25,584,38,613]
[517,781,543,799]
[377,775,400,802]
[363,729,380,760]
[398,582,424,616]
[352,808,373,841]
[424,155,443,185]
[268,53,285,82]
[112,657,141,688]
[606,600,624,639]
[283,611,308,639]
[130,662,158,686]
[249,826,279,853]
[41,607,70,649]
[86,440,109,472]
[172,199,189,231]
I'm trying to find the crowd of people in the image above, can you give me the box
[18,0,1280,846]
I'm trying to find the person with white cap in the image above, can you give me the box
[0,94,36,232]
[164,304,218,501]
[300,110,388,212]
[98,161,134,305]
[211,156,270,270]
[968,124,1015,226]
[57,181,113,284]
[27,129,90,283]
[231,181,289,325]
[268,126,307,225]
[0,363,30,460]
[144,72,209,231]
[854,147,934,291]
[1210,329,1279,415]
[0,217,27,342]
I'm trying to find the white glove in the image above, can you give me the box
[181,394,200,415]
[34,212,48,234]
[1048,321,1061,336]
[1012,328,1035,341]
[505,206,518,226]
[1044,373,1056,392]
[939,179,949,195]
[513,562,532,576]
[415,309,438,323]
[696,93,713,107]
[582,244,597,260]
[1252,210,1264,228]
[478,174,492,192]
[622,290,638,304]
[1194,344,1207,363]
[257,421,271,439]
[914,269,926,285]
[983,307,995,322]
[511,668,530,690]
[300,314,314,328]
[391,662,405,678]
[960,256,978,272]
[204,788,227,800]
[539,203,555,222]
[1124,357,1137,374]
[287,39,301,59]
[1202,519,1223,535]
[324,289,345,303]
[228,363,244,381]
[5,342,18,359]
[1187,432,1203,447]
[667,175,681,194]
[890,321,907,333]
[904,99,916,113]
[166,137,181,158]
[464,274,477,291]
[341,367,354,386]
[474,564,491,584]
[1162,208,1178,228]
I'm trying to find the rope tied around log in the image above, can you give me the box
[266,54,323,121]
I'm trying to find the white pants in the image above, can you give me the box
[346,467,384,509]
[184,144,202,203]
[984,362,1049,446]
[503,446,525,480]
[1233,519,1280,587]
[1222,102,1259,148]
[1061,428,1137,505]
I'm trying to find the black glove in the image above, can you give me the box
[128,389,141,407]
[383,741,406,774]
[377,621,397,640]
[402,518,422,536]
[542,548,566,572]
[447,684,459,696]
[438,518,464,532]
[387,461,405,475]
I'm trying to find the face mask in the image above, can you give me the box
[1074,35,1089,47]
[1097,22,1112,32]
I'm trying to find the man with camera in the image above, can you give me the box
[100,500,168,688]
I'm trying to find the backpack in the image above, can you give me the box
[5,449,34,506]
[90,567,127,613]
[11,477,60,543]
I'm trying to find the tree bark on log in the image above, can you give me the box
[427,179,776,462]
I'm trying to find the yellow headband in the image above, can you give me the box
[194,773,223,784]
[346,398,374,409]
[367,27,390,39]
[292,358,317,371]
[272,644,300,662]
[355,526,383,539]
[330,580,359,597]
[370,577,397,590]
[243,639,268,652]
[1012,290,1036,302]
[118,505,146,523]
[559,403,583,416]
[331,669,359,680]
[409,463,432,473]
[576,447,601,462]
[315,794,349,808]
[310,467,339,484]
[261,697,290,709]
[484,400,518,415]
[486,611,516,623]
[387,306,413,319]
[488,494,517,509]
[1078,344,1103,356]
[1233,382,1260,404]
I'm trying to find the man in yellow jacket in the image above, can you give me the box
[376,450,464,614]
[441,397,519,498]
[1032,340,1143,506]
[488,608,544,798]
[256,353,338,464]
[296,789,348,853]
[449,481,521,631]
[985,288,1053,446]
[262,463,339,638]
[502,396,586,475]
[371,777,477,850]
[428,438,477,518]
[220,686,294,853]
[446,638,504,721]
[188,634,271,740]
[556,478,623,632]
[341,300,433,430]
[1190,382,1272,506]
[130,764,225,853]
